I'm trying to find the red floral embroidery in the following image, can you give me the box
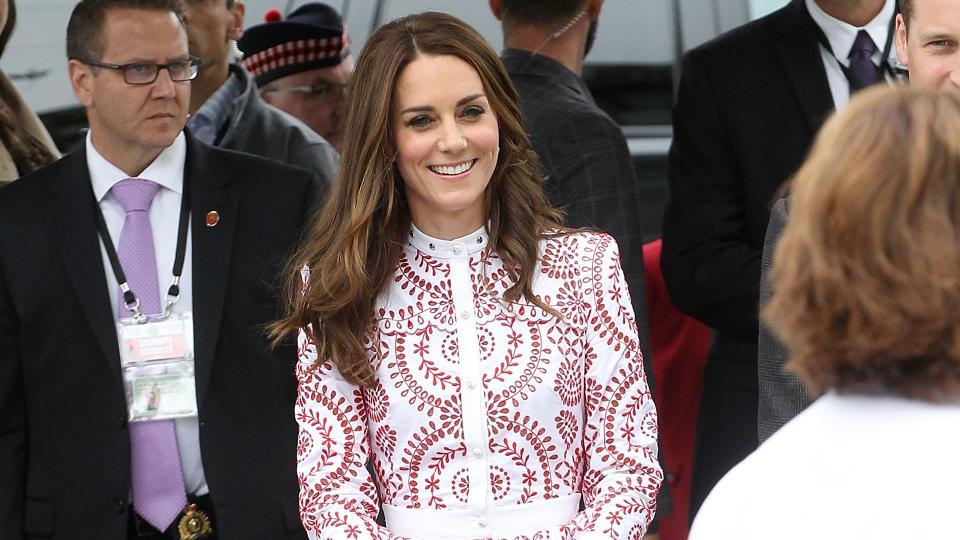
[296,232,661,539]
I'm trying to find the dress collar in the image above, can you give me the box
[407,224,489,259]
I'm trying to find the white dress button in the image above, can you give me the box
[453,245,462,256]
[460,309,471,320]
[478,519,488,528]
[472,447,482,457]
[466,380,477,390]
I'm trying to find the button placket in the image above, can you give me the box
[449,255,490,514]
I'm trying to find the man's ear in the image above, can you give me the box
[895,13,909,67]
[228,0,245,41]
[489,0,504,21]
[69,59,95,108]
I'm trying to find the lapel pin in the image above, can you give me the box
[205,210,220,227]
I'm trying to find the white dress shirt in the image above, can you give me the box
[806,0,899,109]
[296,227,661,539]
[691,392,960,539]
[85,131,207,496]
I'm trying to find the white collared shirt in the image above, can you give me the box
[806,0,899,109]
[85,131,207,496]
[296,227,661,539]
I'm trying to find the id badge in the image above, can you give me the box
[118,312,198,422]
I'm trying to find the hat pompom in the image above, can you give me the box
[264,8,283,22]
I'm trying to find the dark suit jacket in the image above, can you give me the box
[757,197,811,443]
[0,134,316,539]
[660,0,833,519]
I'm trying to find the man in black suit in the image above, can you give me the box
[661,0,895,521]
[0,1,316,538]
[758,0,958,442]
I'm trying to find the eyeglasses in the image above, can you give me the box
[77,57,201,85]
[262,81,347,104]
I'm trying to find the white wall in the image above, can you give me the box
[676,0,750,50]
[749,0,790,19]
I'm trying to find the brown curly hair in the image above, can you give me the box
[765,86,960,401]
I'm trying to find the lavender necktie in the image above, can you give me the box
[112,178,188,532]
[848,30,880,91]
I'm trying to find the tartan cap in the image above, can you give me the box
[238,3,348,87]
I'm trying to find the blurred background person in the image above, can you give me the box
[759,0,960,446]
[179,0,337,186]
[662,0,898,522]
[239,3,351,152]
[0,0,58,185]
[692,86,960,539]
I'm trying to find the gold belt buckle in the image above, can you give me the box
[177,503,213,540]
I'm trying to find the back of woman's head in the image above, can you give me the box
[766,86,960,401]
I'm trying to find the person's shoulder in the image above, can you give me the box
[521,87,621,150]
[237,90,333,149]
[201,143,316,195]
[683,2,794,65]
[0,151,71,206]
[543,229,621,258]
[251,100,339,171]
[254,98,326,146]
[562,101,623,138]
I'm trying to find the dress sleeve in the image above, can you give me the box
[504,234,663,540]
[296,328,403,540]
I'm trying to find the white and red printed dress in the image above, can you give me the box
[296,226,662,540]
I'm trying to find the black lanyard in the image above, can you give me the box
[811,8,901,90]
[94,173,191,320]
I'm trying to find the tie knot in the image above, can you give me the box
[111,178,160,213]
[849,30,877,59]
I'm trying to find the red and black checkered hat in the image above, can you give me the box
[238,3,349,87]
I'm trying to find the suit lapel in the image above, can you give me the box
[44,148,123,378]
[186,135,239,405]
[773,0,835,135]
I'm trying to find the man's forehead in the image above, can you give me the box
[911,0,960,22]
[100,8,188,60]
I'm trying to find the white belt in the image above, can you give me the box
[383,493,581,539]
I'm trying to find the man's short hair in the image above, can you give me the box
[500,0,587,28]
[901,0,913,25]
[66,0,184,61]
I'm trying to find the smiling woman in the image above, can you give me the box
[270,10,662,540]
[393,54,501,239]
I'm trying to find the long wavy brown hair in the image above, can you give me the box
[765,86,960,401]
[270,12,563,386]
